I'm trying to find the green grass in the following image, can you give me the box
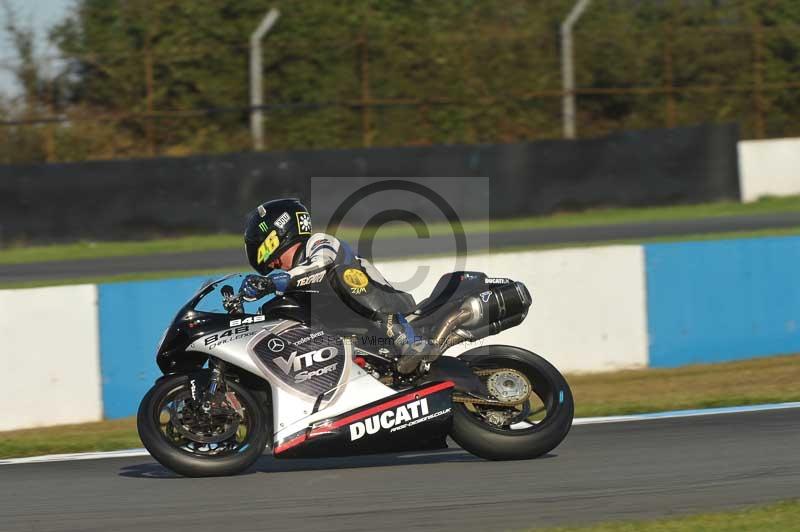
[2,195,799,266]
[1,353,798,459]
[541,499,800,531]
[2,224,800,290]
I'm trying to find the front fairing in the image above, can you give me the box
[155,273,275,374]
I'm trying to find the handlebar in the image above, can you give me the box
[221,284,245,315]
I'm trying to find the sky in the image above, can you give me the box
[0,0,72,96]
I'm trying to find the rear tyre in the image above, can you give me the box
[449,345,574,460]
[137,373,268,477]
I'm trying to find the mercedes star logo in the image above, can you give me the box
[267,338,285,352]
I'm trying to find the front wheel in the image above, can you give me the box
[137,372,269,477]
[449,345,574,460]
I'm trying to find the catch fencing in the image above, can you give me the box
[0,123,739,245]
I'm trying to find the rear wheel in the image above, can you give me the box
[449,345,573,460]
[137,372,268,477]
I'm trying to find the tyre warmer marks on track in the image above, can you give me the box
[2,400,799,466]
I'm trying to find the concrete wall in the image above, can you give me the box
[375,245,648,373]
[3,235,800,428]
[645,237,800,367]
[0,285,102,431]
[738,138,800,202]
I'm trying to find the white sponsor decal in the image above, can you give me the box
[267,338,286,352]
[348,398,450,441]
[480,290,492,303]
[296,271,325,286]
[294,330,324,346]
[297,212,312,234]
[272,346,339,374]
[229,315,266,327]
[274,212,291,229]
[485,277,510,284]
[295,362,338,383]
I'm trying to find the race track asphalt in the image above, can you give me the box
[2,211,800,284]
[2,408,798,532]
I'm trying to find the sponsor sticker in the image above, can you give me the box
[348,398,451,441]
[296,271,325,287]
[485,277,510,284]
[267,337,286,352]
[480,290,492,303]
[343,268,369,294]
[296,212,312,234]
[294,330,325,346]
[272,346,340,383]
[229,315,266,327]
[274,211,291,229]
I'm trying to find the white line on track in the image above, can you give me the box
[2,401,799,466]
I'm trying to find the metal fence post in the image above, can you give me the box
[560,0,593,140]
[250,8,280,151]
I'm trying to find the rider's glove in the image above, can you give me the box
[240,275,275,302]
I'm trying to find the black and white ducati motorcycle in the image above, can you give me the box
[137,272,574,477]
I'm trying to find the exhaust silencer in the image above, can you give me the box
[455,281,532,342]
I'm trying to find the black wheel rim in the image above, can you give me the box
[458,357,564,435]
[153,383,256,458]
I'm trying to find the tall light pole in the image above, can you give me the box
[561,0,592,139]
[250,8,280,151]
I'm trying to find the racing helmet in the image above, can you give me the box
[244,198,312,274]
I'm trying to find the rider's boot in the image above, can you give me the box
[396,340,441,375]
[385,313,441,375]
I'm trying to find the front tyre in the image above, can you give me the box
[450,345,574,460]
[137,373,268,477]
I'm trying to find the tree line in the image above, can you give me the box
[1,0,798,163]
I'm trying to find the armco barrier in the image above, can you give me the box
[645,236,800,367]
[0,284,102,431]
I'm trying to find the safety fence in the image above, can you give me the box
[0,123,740,245]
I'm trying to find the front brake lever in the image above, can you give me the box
[221,285,244,315]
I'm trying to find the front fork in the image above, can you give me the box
[202,359,226,413]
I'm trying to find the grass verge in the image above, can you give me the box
[2,195,799,266]
[1,353,798,459]
[3,225,800,290]
[541,499,800,531]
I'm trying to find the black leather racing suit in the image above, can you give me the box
[259,233,423,356]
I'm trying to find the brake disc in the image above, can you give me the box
[168,395,241,444]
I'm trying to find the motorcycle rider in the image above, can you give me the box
[239,198,439,375]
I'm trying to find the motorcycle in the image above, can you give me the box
[137,271,574,477]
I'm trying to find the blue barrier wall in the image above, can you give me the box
[645,236,800,367]
[98,275,211,418]
[98,273,264,418]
